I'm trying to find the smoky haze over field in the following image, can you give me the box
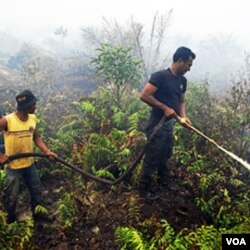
[0,0,250,95]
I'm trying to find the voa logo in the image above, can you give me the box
[226,237,246,246]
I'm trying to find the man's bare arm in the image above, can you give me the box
[33,128,57,158]
[179,93,191,125]
[179,94,186,118]
[140,82,175,117]
[0,117,7,132]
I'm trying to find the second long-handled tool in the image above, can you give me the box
[175,115,250,171]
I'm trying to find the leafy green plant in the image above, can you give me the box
[126,194,141,225]
[58,192,76,229]
[116,217,250,250]
[0,170,6,199]
[0,218,34,250]
[95,168,116,180]
[34,204,49,216]
[92,44,141,108]
[115,226,147,250]
[116,219,177,250]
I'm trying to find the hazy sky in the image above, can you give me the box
[1,0,250,49]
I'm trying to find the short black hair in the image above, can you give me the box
[173,47,196,62]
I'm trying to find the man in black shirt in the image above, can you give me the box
[139,47,196,200]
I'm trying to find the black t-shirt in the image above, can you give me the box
[149,68,187,119]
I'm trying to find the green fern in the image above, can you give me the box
[0,217,34,249]
[228,217,250,233]
[0,210,7,225]
[81,101,96,113]
[34,205,49,216]
[199,172,222,195]
[115,226,147,250]
[187,158,205,173]
[128,112,139,135]
[195,197,215,215]
[0,169,6,191]
[112,110,126,128]
[95,169,116,180]
[184,225,224,250]
[115,219,250,250]
[152,220,175,248]
[58,192,76,229]
[228,178,245,188]
[127,194,141,224]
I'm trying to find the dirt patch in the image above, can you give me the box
[27,170,205,250]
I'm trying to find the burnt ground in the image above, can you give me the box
[16,165,206,250]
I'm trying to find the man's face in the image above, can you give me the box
[177,56,194,75]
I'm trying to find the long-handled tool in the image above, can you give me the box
[175,115,250,171]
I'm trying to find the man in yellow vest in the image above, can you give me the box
[0,90,57,223]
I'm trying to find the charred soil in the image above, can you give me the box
[22,165,206,250]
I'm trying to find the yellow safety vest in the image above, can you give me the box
[4,113,36,169]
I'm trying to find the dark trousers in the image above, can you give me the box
[4,164,42,223]
[140,116,175,189]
